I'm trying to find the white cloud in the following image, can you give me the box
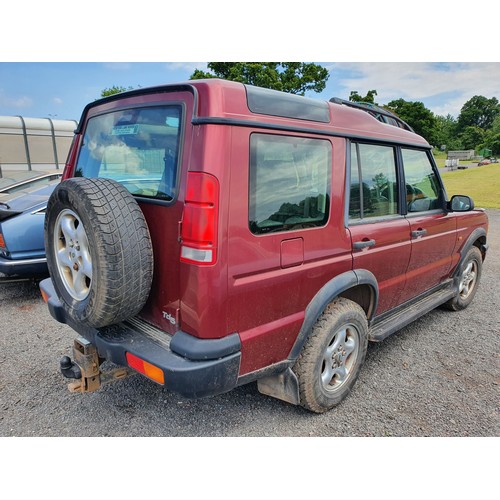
[332,62,500,117]
[165,62,207,73]
[102,62,132,70]
[53,97,63,105]
[0,89,33,108]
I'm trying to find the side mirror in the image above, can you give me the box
[448,195,474,212]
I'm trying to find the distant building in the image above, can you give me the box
[447,150,475,160]
[0,115,78,171]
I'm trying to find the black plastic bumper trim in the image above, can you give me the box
[170,330,240,360]
[39,278,241,399]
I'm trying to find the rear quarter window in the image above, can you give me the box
[249,133,331,234]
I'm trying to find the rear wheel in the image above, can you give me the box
[293,298,368,413]
[45,177,154,328]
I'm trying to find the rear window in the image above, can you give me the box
[75,105,182,201]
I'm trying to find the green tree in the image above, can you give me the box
[487,133,500,154]
[457,95,500,131]
[458,126,486,150]
[190,62,329,95]
[349,90,378,104]
[100,85,135,98]
[386,98,437,144]
[478,115,500,154]
[432,114,462,150]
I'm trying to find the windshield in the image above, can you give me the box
[75,105,182,201]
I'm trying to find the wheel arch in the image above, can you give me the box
[454,227,487,281]
[288,269,378,362]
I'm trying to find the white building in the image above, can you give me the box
[0,115,78,171]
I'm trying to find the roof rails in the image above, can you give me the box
[329,97,414,132]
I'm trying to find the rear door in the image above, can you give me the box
[401,148,456,298]
[347,142,412,315]
[74,91,195,332]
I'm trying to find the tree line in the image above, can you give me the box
[101,63,500,155]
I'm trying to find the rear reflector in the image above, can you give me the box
[126,353,165,385]
[180,172,219,265]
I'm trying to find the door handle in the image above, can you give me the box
[411,228,428,238]
[353,239,376,250]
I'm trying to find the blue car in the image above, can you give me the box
[0,179,60,278]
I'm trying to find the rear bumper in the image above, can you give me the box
[0,254,48,277]
[39,278,241,399]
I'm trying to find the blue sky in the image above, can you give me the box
[1,62,499,122]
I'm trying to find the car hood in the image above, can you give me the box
[0,182,58,221]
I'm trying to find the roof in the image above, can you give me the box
[81,79,429,148]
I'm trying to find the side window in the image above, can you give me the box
[249,134,331,235]
[349,143,398,220]
[402,149,441,212]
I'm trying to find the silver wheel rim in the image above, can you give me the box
[459,260,477,299]
[54,209,92,301]
[321,323,360,393]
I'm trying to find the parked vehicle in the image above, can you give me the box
[0,179,60,278]
[0,170,62,194]
[40,79,488,413]
[477,159,491,166]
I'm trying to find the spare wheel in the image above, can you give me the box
[45,177,154,328]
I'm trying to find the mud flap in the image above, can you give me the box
[257,367,300,405]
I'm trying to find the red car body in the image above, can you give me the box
[40,79,488,411]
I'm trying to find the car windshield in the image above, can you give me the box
[75,105,182,201]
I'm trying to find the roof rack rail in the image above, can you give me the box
[329,97,414,132]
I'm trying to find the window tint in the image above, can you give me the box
[249,134,330,234]
[75,106,182,201]
[402,149,441,212]
[349,143,398,220]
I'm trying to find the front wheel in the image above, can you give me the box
[293,298,368,413]
[443,246,482,311]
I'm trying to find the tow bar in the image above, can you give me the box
[60,337,136,393]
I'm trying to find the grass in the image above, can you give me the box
[440,163,500,209]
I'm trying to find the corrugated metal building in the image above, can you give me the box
[0,116,78,171]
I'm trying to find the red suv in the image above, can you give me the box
[40,79,488,413]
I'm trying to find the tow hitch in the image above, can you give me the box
[60,337,136,393]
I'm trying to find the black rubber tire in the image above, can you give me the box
[443,246,482,311]
[45,177,153,328]
[293,298,368,413]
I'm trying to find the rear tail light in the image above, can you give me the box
[180,172,219,265]
[0,231,6,250]
[126,353,165,385]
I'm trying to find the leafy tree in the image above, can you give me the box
[478,115,500,154]
[190,62,329,95]
[457,95,500,131]
[349,90,378,104]
[487,133,500,154]
[432,114,462,151]
[100,85,135,98]
[458,126,486,150]
[386,98,437,144]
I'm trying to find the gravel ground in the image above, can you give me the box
[1,211,498,438]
